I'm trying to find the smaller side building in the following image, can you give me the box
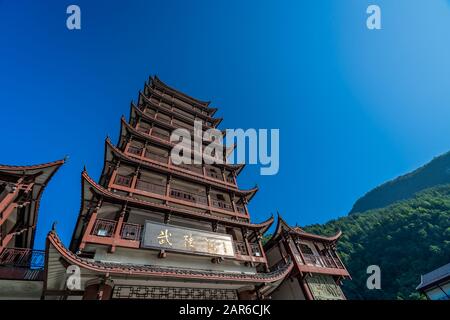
[0,160,64,299]
[264,216,351,300]
[416,262,450,300]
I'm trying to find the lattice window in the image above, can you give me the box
[112,285,238,300]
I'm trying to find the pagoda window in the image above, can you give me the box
[299,243,314,255]
[205,166,223,181]
[235,199,246,214]
[145,145,169,164]
[151,126,170,141]
[114,166,134,187]
[173,160,204,175]
[173,97,194,110]
[173,107,195,120]
[172,118,192,131]
[170,179,207,205]
[162,92,172,100]
[137,121,151,134]
[144,107,156,118]
[159,101,172,111]
[224,171,235,184]
[136,171,166,195]
[149,96,160,105]
[127,141,144,156]
[156,112,171,124]
[210,191,233,212]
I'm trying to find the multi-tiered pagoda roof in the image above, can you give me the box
[43,76,292,300]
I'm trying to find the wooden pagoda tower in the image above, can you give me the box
[42,76,293,300]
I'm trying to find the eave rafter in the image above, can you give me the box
[104,137,257,198]
[80,169,273,230]
[118,117,246,175]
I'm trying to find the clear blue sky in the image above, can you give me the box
[2,1,450,249]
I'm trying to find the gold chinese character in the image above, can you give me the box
[184,233,195,249]
[222,241,227,254]
[205,238,218,254]
[157,229,172,246]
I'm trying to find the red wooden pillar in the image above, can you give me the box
[107,162,120,191]
[230,192,238,214]
[79,200,102,251]
[242,228,253,266]
[256,231,269,272]
[165,175,172,202]
[129,168,139,196]
[111,207,126,253]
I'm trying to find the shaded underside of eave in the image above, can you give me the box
[119,117,249,174]
[82,170,274,229]
[49,231,294,285]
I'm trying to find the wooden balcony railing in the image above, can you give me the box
[249,243,262,257]
[155,114,171,124]
[225,176,235,184]
[115,174,132,187]
[301,253,344,269]
[136,180,166,195]
[145,151,168,164]
[127,146,143,156]
[137,126,150,134]
[0,248,45,270]
[206,171,224,181]
[92,218,117,237]
[121,222,142,241]
[233,241,248,256]
[174,163,204,175]
[151,130,170,141]
[170,188,207,205]
[211,199,234,212]
[233,241,262,258]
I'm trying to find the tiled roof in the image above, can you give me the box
[417,262,450,290]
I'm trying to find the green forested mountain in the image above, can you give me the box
[304,185,450,299]
[350,152,450,214]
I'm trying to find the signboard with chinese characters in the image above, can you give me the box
[142,221,235,257]
[306,275,346,300]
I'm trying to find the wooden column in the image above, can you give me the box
[129,167,140,196]
[242,228,253,266]
[256,231,269,272]
[107,161,120,191]
[242,198,250,216]
[79,200,102,251]
[111,206,127,253]
[165,175,172,204]
[230,192,238,214]
[206,185,212,208]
